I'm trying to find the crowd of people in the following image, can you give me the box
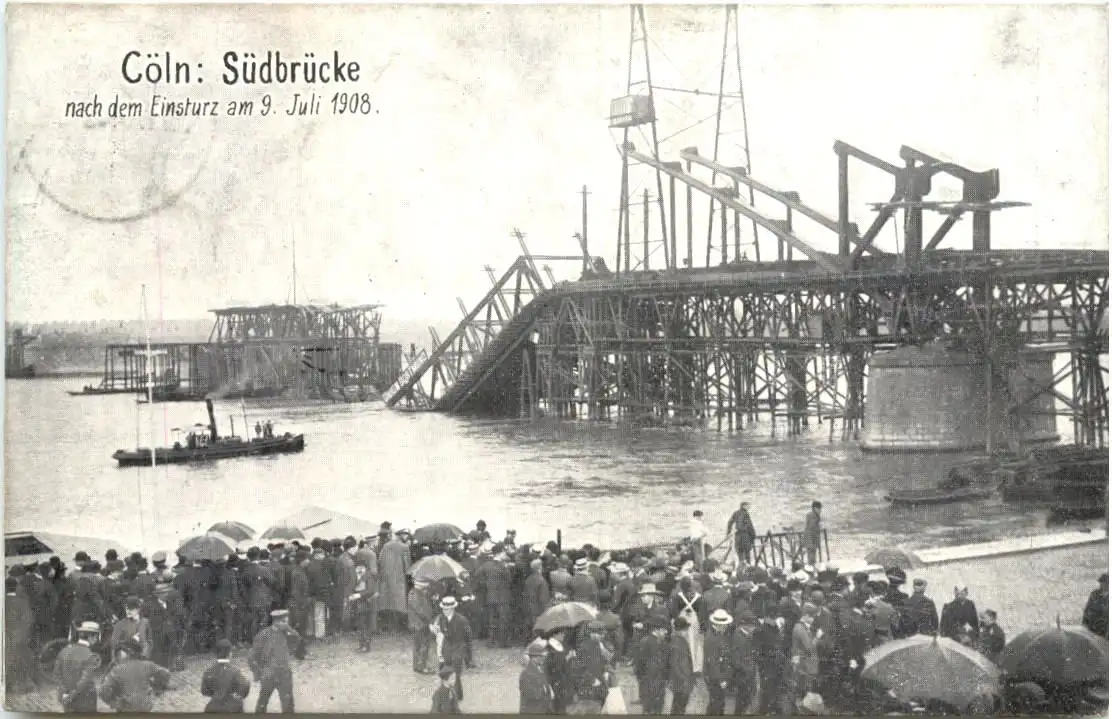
[4,509,1108,715]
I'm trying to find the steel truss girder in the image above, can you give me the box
[526,272,1108,443]
[383,256,547,409]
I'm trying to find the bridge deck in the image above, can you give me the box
[387,249,1108,416]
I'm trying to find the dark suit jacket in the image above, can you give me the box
[434,613,473,663]
[519,663,554,714]
[940,597,980,642]
[667,634,694,693]
[53,641,101,708]
[430,685,461,713]
[201,660,251,712]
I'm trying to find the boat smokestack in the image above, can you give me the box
[206,399,219,441]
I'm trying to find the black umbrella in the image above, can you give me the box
[412,523,465,545]
[177,535,236,563]
[207,521,255,543]
[999,619,1108,685]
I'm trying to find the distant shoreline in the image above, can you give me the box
[9,369,101,378]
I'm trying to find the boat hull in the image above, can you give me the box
[885,488,994,507]
[71,383,179,397]
[112,434,305,467]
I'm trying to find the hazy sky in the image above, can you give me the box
[6,4,1107,329]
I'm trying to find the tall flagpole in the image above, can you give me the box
[139,285,152,547]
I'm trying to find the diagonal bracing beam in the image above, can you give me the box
[680,147,886,257]
[625,146,843,274]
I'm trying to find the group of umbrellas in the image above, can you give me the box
[862,620,1108,710]
[175,521,472,564]
[176,521,310,562]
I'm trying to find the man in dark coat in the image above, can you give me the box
[200,639,250,712]
[668,616,695,714]
[474,554,513,648]
[304,547,333,641]
[939,586,980,645]
[903,579,939,636]
[5,577,35,692]
[882,568,911,637]
[287,549,311,660]
[519,639,554,714]
[633,618,670,714]
[726,502,758,565]
[431,666,462,714]
[336,538,359,633]
[976,609,1006,664]
[248,609,300,713]
[98,638,172,712]
[53,621,102,712]
[731,611,759,715]
[802,501,823,566]
[568,558,599,605]
[754,606,788,715]
[573,621,613,706]
[432,595,474,702]
[521,559,550,645]
[704,609,734,715]
[242,548,275,644]
[1083,573,1109,639]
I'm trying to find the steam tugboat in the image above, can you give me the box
[112,399,305,467]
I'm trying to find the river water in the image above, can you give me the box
[5,377,1072,560]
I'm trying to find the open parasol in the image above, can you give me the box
[534,602,599,633]
[259,523,307,542]
[177,534,236,563]
[864,547,924,570]
[206,521,255,543]
[862,634,1000,709]
[999,618,1108,685]
[408,554,468,583]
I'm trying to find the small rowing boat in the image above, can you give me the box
[884,486,994,507]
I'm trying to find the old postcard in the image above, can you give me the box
[4,2,1109,714]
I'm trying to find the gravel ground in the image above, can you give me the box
[6,544,1106,713]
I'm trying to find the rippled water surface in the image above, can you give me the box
[5,378,1072,558]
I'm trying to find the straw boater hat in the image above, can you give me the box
[574,558,588,571]
[709,609,733,626]
[76,621,100,634]
[440,596,458,609]
[638,583,661,596]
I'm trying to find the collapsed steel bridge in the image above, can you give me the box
[384,139,1108,451]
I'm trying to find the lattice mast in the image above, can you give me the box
[704,5,760,264]
[611,5,668,275]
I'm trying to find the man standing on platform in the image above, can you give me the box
[248,609,300,713]
[726,502,758,565]
[688,511,709,568]
[802,501,823,567]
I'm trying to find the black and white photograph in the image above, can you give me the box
[3,3,1109,713]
